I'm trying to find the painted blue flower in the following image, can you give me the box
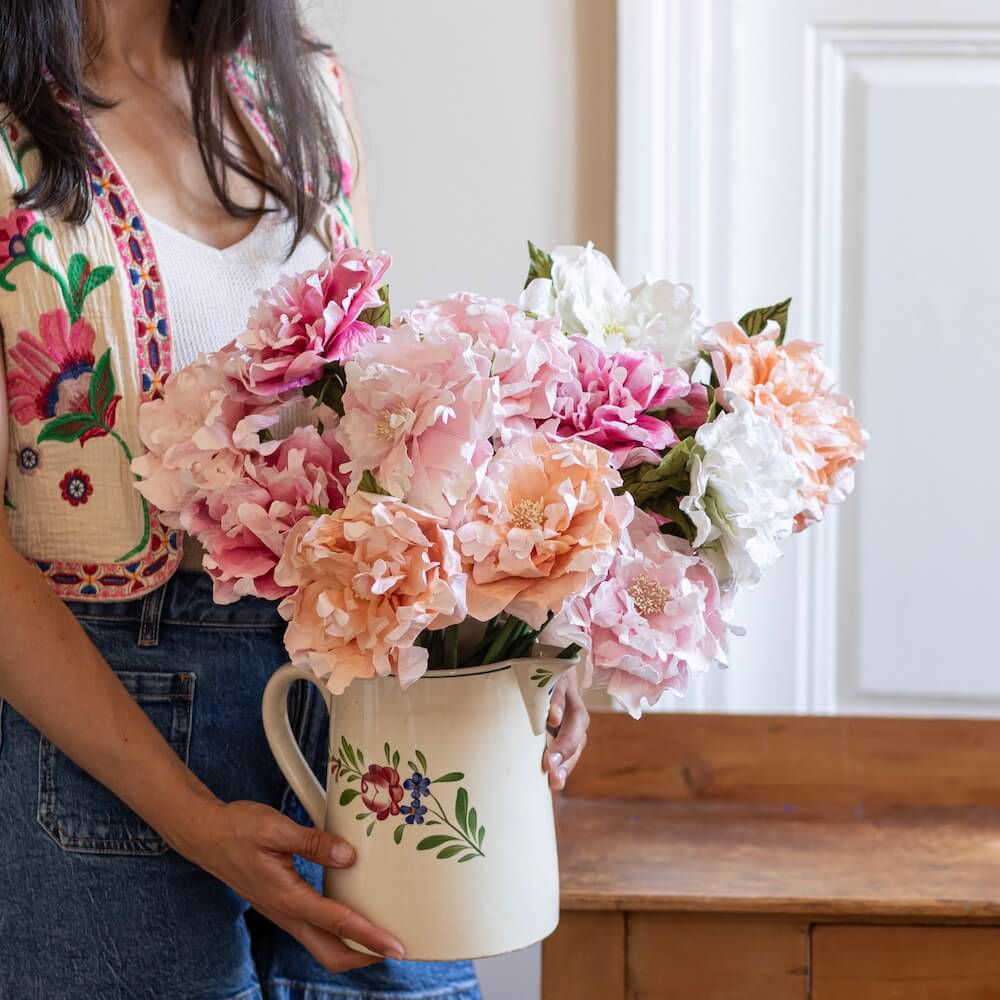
[404,772,431,799]
[401,799,427,825]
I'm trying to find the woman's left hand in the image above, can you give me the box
[544,670,590,790]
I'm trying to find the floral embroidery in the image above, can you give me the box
[334,738,486,862]
[0,120,34,190]
[0,209,37,269]
[59,469,93,507]
[17,445,40,475]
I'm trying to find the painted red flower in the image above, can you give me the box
[0,208,37,270]
[60,469,93,507]
[360,764,404,821]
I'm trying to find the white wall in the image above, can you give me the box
[303,4,617,998]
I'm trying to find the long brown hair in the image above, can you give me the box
[0,0,342,250]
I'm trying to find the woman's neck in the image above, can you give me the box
[85,0,180,82]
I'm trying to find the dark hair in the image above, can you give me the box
[0,0,342,250]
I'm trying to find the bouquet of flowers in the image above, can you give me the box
[133,242,865,717]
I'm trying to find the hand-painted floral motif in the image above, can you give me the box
[59,469,93,507]
[333,738,485,862]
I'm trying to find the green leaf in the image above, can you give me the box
[467,807,478,839]
[455,787,469,832]
[37,411,100,444]
[478,825,486,848]
[302,361,348,416]
[524,240,553,288]
[67,253,89,308]
[339,788,361,806]
[618,437,699,507]
[355,812,370,821]
[437,844,465,860]
[341,738,358,770]
[415,750,428,774]
[366,821,375,837]
[393,824,405,845]
[392,750,400,770]
[417,835,456,851]
[459,852,480,862]
[433,772,464,783]
[356,747,365,766]
[346,774,358,783]
[307,503,334,517]
[80,264,113,308]
[358,470,391,496]
[738,297,792,342]
[406,760,420,774]
[88,349,116,419]
[384,741,392,763]
[3,493,15,511]
[358,283,391,329]
[645,497,696,544]
[425,820,441,826]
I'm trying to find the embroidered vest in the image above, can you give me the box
[1,47,357,601]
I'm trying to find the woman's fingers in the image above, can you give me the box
[545,683,589,789]
[291,919,384,974]
[263,814,356,869]
[547,679,567,732]
[290,883,406,960]
[549,732,587,790]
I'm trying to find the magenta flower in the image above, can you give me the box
[548,336,708,469]
[238,247,391,396]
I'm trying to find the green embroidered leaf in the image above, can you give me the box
[467,807,478,840]
[3,493,15,511]
[358,470,391,496]
[738,297,792,342]
[81,264,114,306]
[455,787,469,833]
[437,845,464,860]
[415,750,428,774]
[358,283,391,329]
[433,772,464,783]
[339,788,361,806]
[417,835,455,851]
[88,349,116,420]
[524,240,553,288]
[37,411,100,444]
[393,824,405,845]
[67,253,89,307]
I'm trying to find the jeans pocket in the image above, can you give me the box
[37,671,196,856]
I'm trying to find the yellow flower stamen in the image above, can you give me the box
[626,574,668,617]
[509,498,545,530]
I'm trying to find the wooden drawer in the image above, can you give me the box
[812,926,1000,999]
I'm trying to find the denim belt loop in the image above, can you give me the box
[137,584,166,648]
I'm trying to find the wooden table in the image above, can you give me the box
[542,713,1000,999]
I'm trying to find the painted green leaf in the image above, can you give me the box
[417,835,456,851]
[455,787,469,832]
[359,470,391,496]
[433,772,464,783]
[384,741,392,763]
[467,807,478,839]
[358,282,391,329]
[738,297,792,342]
[425,820,441,827]
[525,240,553,288]
[88,349,116,419]
[459,853,480,863]
[356,747,365,766]
[415,750,428,774]
[478,825,486,848]
[339,788,361,806]
[366,821,375,837]
[346,774,358,783]
[392,750,400,770]
[3,493,15,511]
[437,845,464,860]
[355,812,369,821]
[406,760,420,774]
[37,411,99,444]
[393,824,405,845]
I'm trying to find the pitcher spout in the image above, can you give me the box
[511,650,579,736]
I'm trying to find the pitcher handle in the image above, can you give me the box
[262,663,330,828]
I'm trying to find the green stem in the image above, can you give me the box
[0,127,26,188]
[426,793,483,857]
[109,429,152,562]
[558,643,582,660]
[0,223,78,321]
[480,616,523,665]
[443,624,459,670]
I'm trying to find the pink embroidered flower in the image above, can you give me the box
[405,293,575,439]
[59,468,93,507]
[193,425,348,604]
[274,492,468,693]
[457,434,634,629]
[702,322,867,530]
[238,247,391,395]
[6,311,107,425]
[548,335,709,468]
[360,765,405,821]
[0,208,37,269]
[336,323,498,521]
[544,508,730,717]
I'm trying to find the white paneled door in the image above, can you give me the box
[618,0,1000,716]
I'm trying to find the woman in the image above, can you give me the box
[0,2,591,998]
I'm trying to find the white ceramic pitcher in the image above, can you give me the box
[261,654,576,961]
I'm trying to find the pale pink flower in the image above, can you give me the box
[193,425,348,604]
[238,247,391,395]
[548,335,709,468]
[457,433,633,629]
[274,493,468,693]
[703,322,867,530]
[336,324,498,521]
[544,508,730,718]
[405,293,575,438]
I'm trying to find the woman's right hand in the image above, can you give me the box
[175,797,405,972]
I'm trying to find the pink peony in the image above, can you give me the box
[544,508,730,718]
[457,433,634,629]
[336,323,498,521]
[238,247,391,395]
[405,293,575,439]
[548,335,709,468]
[702,322,867,530]
[193,425,348,604]
[274,492,468,693]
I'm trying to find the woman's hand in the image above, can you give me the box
[544,670,590,790]
[176,798,405,973]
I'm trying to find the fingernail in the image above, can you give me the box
[548,751,563,769]
[558,767,568,784]
[385,946,405,960]
[331,843,355,866]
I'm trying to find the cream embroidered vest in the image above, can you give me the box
[1,47,357,601]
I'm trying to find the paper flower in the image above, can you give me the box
[336,323,498,521]
[238,247,391,395]
[680,393,802,589]
[702,322,867,530]
[274,492,468,693]
[405,292,574,439]
[457,433,633,629]
[548,335,709,468]
[544,508,730,717]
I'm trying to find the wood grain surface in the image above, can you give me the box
[541,911,625,1000]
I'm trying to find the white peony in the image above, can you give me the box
[520,243,706,372]
[680,394,802,590]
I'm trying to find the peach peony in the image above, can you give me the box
[457,433,634,629]
[702,322,866,530]
[274,493,468,693]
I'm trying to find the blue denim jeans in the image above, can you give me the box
[0,571,481,1000]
